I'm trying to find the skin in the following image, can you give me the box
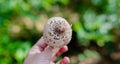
[24,37,70,64]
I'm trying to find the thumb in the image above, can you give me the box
[41,46,60,61]
[41,46,53,59]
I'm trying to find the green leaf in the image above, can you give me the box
[60,0,69,5]
[78,54,86,61]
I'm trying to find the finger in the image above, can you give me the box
[40,46,54,60]
[52,46,68,61]
[56,57,70,64]
[35,37,48,51]
[29,37,48,54]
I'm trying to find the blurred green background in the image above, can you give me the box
[0,0,120,64]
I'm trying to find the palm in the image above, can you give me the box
[24,37,70,64]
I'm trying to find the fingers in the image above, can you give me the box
[52,46,68,61]
[56,46,68,57]
[35,37,48,51]
[29,37,48,54]
[39,46,54,60]
[56,57,70,64]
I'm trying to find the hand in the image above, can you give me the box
[24,37,70,64]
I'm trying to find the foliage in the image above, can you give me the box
[0,0,120,64]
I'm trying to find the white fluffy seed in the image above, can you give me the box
[43,17,72,48]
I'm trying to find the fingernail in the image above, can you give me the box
[60,57,70,64]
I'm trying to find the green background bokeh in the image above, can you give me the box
[0,0,120,64]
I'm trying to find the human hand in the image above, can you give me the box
[24,37,70,64]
